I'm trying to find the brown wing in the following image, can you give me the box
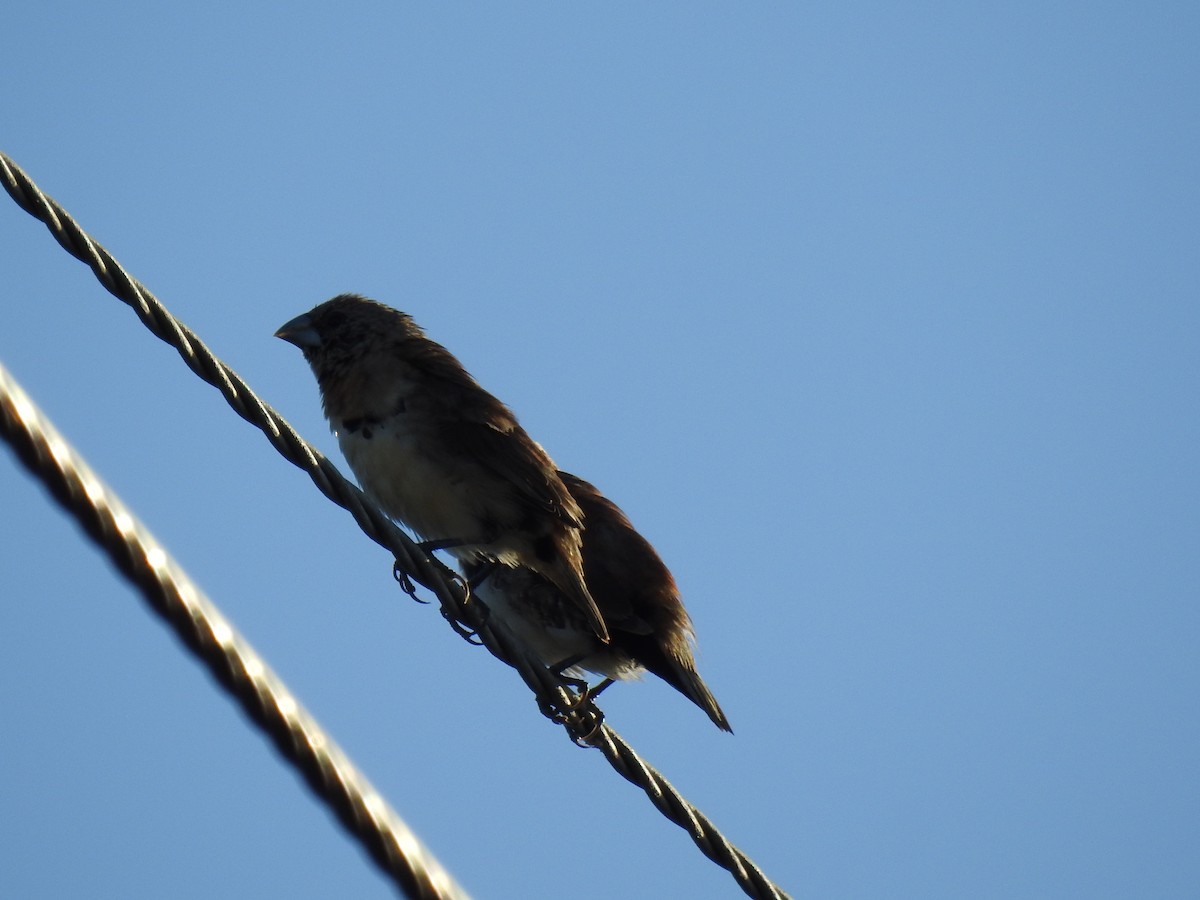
[561,471,731,731]
[439,417,583,529]
[560,471,689,638]
[403,334,583,529]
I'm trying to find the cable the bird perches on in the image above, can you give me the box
[0,361,468,900]
[0,151,791,900]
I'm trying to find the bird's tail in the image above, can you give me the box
[657,656,733,733]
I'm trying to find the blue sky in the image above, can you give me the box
[2,4,1197,898]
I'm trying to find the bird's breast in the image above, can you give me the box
[335,412,496,550]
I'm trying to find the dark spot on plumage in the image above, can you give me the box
[342,415,380,437]
[532,534,557,563]
[339,397,405,440]
[479,514,501,542]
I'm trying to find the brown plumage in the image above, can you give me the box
[276,294,608,642]
[466,472,731,732]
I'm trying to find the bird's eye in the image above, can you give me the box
[321,310,348,331]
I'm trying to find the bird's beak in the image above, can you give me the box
[275,313,321,349]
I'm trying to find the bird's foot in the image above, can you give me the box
[462,558,498,589]
[442,573,488,646]
[391,561,429,603]
[583,677,615,702]
[548,656,613,702]
[533,659,609,746]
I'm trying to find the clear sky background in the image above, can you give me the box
[2,5,1197,898]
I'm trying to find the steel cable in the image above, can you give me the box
[1,151,792,900]
[0,360,470,900]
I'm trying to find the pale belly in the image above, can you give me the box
[337,418,523,566]
[473,577,643,681]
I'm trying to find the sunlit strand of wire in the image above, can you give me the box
[0,361,470,900]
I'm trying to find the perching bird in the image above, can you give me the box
[464,472,732,732]
[276,293,608,642]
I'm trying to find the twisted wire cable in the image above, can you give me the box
[0,360,470,900]
[589,728,789,898]
[1,151,792,900]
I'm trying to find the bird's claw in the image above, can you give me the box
[438,570,488,645]
[533,678,604,746]
[392,561,429,603]
[442,610,485,645]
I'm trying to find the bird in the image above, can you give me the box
[275,293,608,642]
[464,471,732,732]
